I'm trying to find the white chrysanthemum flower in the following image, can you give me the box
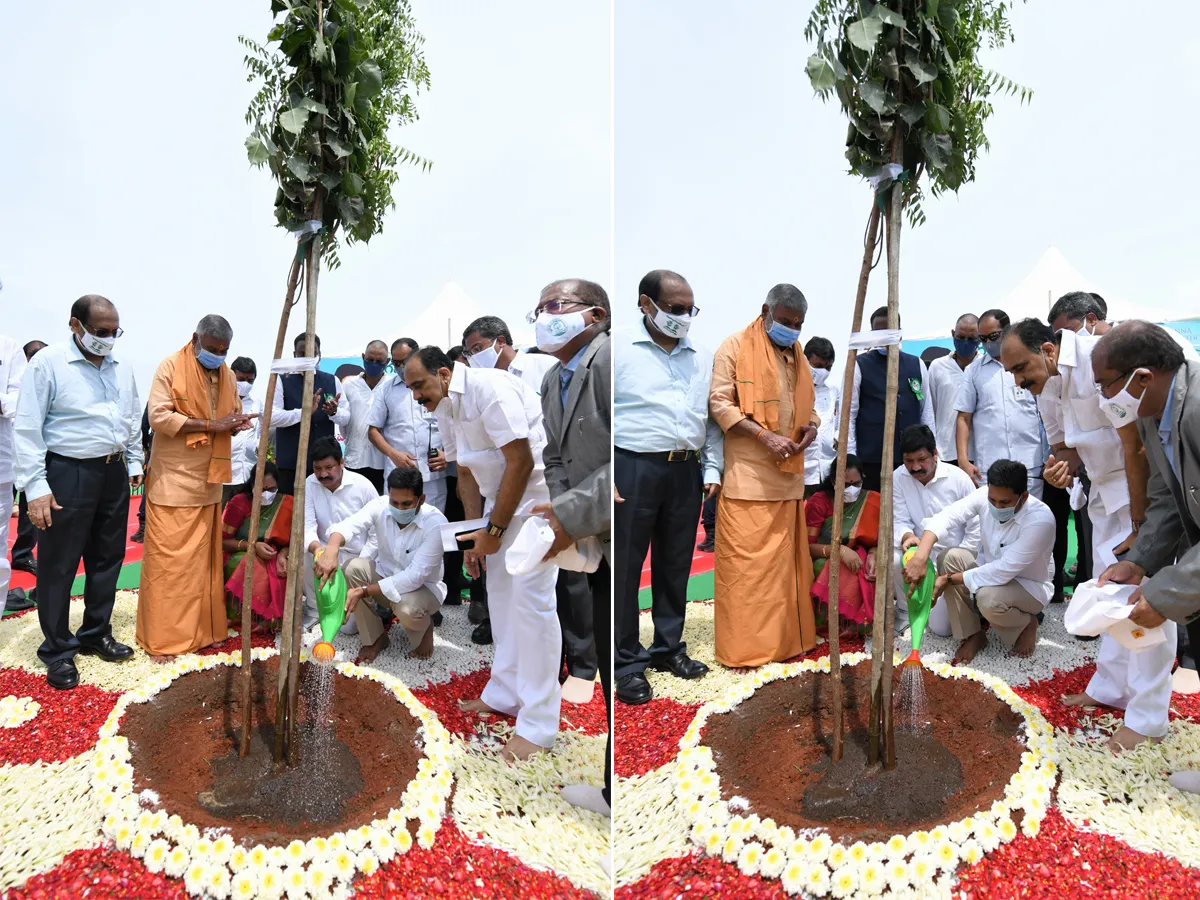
[887,859,912,889]
[736,841,764,877]
[910,829,932,851]
[258,865,284,900]
[184,862,209,895]
[884,834,907,859]
[328,833,346,852]
[285,839,308,864]
[847,841,869,865]
[808,833,831,862]
[860,861,886,896]
[910,854,935,882]
[207,866,232,900]
[977,821,1001,853]
[228,846,248,872]
[113,825,134,852]
[373,831,396,864]
[164,846,190,879]
[803,862,832,897]
[193,838,214,860]
[959,839,983,866]
[307,836,330,858]
[144,839,171,874]
[948,820,969,844]
[394,829,413,854]
[998,818,1018,841]
[267,846,287,867]
[231,871,256,900]
[934,839,959,871]
[721,836,743,863]
[827,843,848,869]
[417,824,437,849]
[929,825,949,843]
[332,849,355,880]
[129,829,152,858]
[308,862,332,893]
[830,865,858,899]
[357,849,380,878]
[282,864,308,900]
[1023,815,1043,838]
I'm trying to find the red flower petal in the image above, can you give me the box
[0,667,119,765]
[615,697,700,778]
[4,846,189,900]
[616,853,788,900]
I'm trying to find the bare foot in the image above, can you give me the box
[953,631,987,665]
[358,633,390,663]
[409,625,434,660]
[458,697,504,716]
[1011,617,1039,658]
[502,734,544,762]
[149,654,175,665]
[1107,725,1163,754]
[561,675,596,705]
[1062,692,1099,708]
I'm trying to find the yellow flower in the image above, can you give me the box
[999,819,1018,841]
[285,839,307,863]
[417,824,437,850]
[848,841,869,864]
[231,872,256,900]
[144,839,170,874]
[394,829,413,854]
[828,843,848,867]
[333,849,355,879]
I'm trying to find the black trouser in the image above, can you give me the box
[1075,469,1093,584]
[590,557,612,804]
[349,466,385,495]
[1183,620,1200,672]
[1042,478,1070,600]
[443,473,487,612]
[11,487,37,564]
[136,492,146,530]
[36,454,129,666]
[557,569,598,680]
[701,494,717,541]
[860,461,882,493]
[614,448,701,680]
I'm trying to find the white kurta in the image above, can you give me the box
[1049,330,1176,737]
[367,373,447,511]
[340,374,387,472]
[435,363,561,748]
[0,336,25,600]
[805,381,840,486]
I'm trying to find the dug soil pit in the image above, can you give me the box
[704,664,1025,844]
[123,658,424,844]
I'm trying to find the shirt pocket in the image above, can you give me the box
[685,372,711,416]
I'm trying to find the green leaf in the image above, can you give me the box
[879,49,900,81]
[926,102,951,132]
[869,5,906,29]
[905,57,938,85]
[922,132,952,170]
[344,81,357,109]
[806,55,837,92]
[927,0,939,22]
[313,33,328,62]
[859,81,891,115]
[338,194,365,225]
[846,17,883,51]
[286,156,312,180]
[341,172,364,196]
[357,61,383,98]
[278,107,309,134]
[299,97,329,115]
[319,172,343,191]
[898,102,925,125]
[245,135,271,165]
[326,136,352,158]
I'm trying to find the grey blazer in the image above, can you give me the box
[540,333,612,565]
[1126,360,1200,624]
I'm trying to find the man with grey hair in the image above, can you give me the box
[847,306,936,492]
[709,283,819,666]
[138,315,256,660]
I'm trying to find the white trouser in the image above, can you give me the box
[0,482,11,599]
[303,550,359,634]
[1084,494,1176,737]
[893,549,952,637]
[480,515,562,748]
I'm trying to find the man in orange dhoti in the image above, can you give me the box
[137,316,256,660]
[710,284,820,667]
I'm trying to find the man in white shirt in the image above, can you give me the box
[302,437,376,632]
[926,314,979,465]
[907,459,1056,664]
[0,329,27,611]
[955,309,1048,498]
[464,314,596,702]
[317,467,447,661]
[224,357,261,504]
[847,307,936,492]
[406,345,562,761]
[1002,318,1174,752]
[339,341,389,495]
[891,425,979,636]
[367,340,448,512]
[803,336,840,495]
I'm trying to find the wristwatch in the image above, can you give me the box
[484,521,507,539]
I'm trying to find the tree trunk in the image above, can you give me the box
[825,202,882,764]
[239,256,303,757]
[273,235,323,766]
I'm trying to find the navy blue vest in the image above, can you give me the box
[275,370,337,469]
[855,350,923,465]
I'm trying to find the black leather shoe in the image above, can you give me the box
[4,588,35,613]
[78,636,135,662]
[471,621,492,645]
[651,650,710,680]
[130,526,145,544]
[617,672,653,705]
[11,557,37,575]
[696,536,715,553]
[47,659,79,690]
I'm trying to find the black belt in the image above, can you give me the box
[47,450,126,466]
[616,447,699,463]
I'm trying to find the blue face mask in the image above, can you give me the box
[389,505,418,526]
[196,346,226,370]
[982,340,1002,360]
[766,320,801,348]
[953,337,980,358]
[362,359,387,378]
[874,347,889,356]
[988,502,1018,524]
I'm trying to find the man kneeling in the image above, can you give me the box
[316,468,448,661]
[905,459,1055,664]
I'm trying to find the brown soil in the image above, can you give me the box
[123,658,425,845]
[704,664,1024,844]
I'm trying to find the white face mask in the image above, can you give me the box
[811,367,830,387]
[535,311,589,353]
[647,305,691,340]
[843,485,862,503]
[261,490,278,506]
[1101,370,1146,428]
[77,328,116,357]
[469,339,502,370]
[236,380,253,399]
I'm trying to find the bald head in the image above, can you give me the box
[1093,320,1184,376]
[365,340,388,354]
[70,294,116,327]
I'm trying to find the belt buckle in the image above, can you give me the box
[105,452,123,465]
[667,449,689,463]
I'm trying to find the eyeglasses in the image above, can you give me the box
[979,331,1003,343]
[1094,370,1134,396]
[87,324,125,339]
[526,299,594,323]
[651,298,700,318]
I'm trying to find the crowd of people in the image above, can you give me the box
[1,285,613,817]
[616,272,1200,790]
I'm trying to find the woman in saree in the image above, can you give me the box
[221,461,291,629]
[806,454,881,634]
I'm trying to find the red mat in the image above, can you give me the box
[6,503,144,591]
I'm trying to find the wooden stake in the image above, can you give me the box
[825,202,882,764]
[239,256,302,757]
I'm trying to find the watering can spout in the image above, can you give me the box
[312,551,348,665]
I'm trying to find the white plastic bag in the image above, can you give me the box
[504,518,602,575]
[1064,580,1167,651]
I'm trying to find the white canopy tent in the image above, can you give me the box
[387,280,537,351]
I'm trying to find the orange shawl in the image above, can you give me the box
[170,343,237,484]
[734,318,815,475]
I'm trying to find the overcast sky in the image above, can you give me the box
[615,0,1200,353]
[0,1,611,393]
